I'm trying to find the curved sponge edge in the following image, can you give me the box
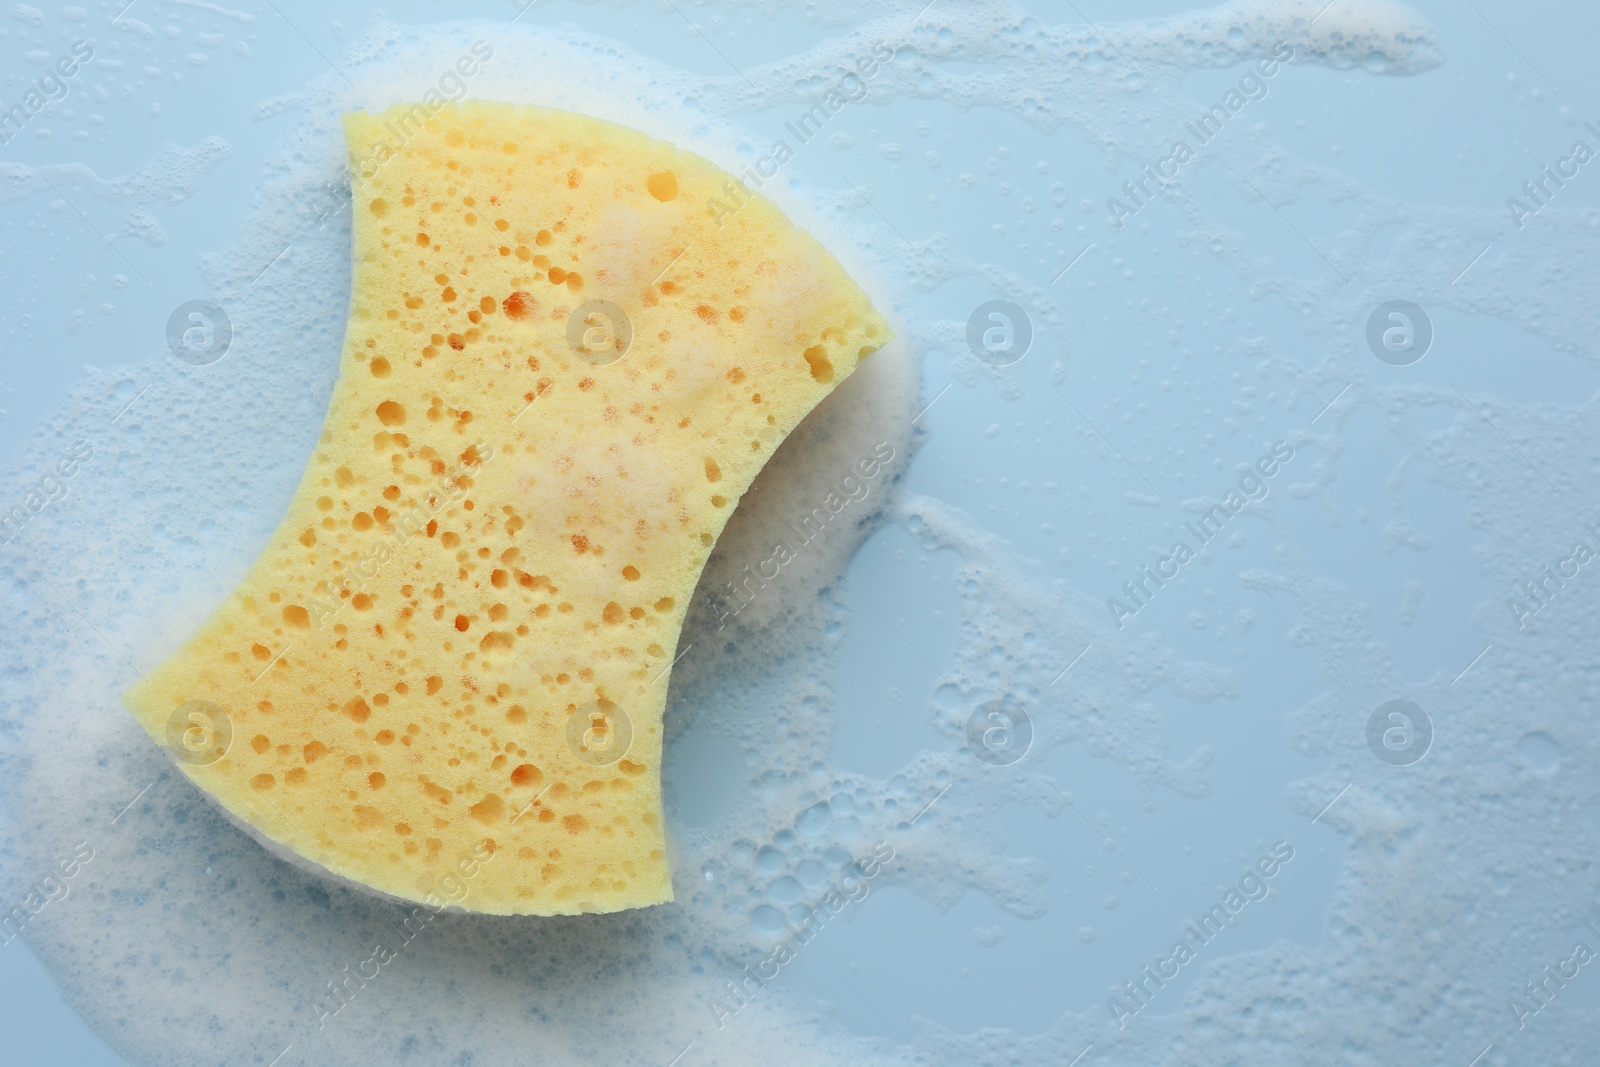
[122,100,891,916]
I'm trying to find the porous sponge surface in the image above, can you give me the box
[122,100,890,915]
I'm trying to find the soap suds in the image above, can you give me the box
[4,2,1595,1065]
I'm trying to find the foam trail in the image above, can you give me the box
[8,3,1598,1065]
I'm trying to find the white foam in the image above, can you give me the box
[8,2,1596,1065]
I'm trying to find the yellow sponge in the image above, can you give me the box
[122,101,890,915]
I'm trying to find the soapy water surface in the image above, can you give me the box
[3,0,1600,1064]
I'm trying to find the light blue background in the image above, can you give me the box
[4,0,1600,1063]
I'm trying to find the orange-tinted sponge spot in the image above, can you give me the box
[119,99,893,920]
[647,171,678,201]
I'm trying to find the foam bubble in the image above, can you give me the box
[8,3,1595,1065]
